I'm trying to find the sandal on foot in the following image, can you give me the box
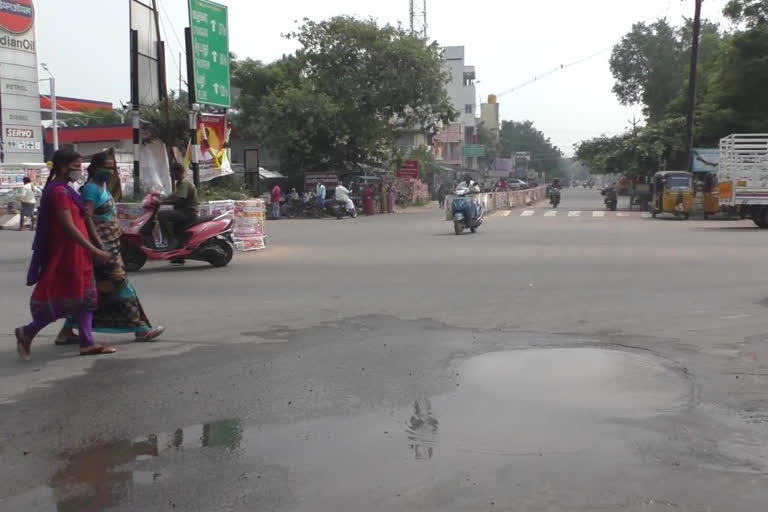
[135,326,164,342]
[15,328,31,361]
[54,334,80,346]
[80,344,117,356]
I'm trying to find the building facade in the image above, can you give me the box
[435,46,477,169]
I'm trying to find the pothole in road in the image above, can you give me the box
[17,347,693,511]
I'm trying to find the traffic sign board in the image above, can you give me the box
[188,0,231,108]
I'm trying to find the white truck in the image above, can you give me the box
[717,134,768,227]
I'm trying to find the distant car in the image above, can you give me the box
[508,179,528,190]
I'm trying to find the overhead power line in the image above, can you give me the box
[496,0,673,98]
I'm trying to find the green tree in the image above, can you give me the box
[609,19,686,122]
[499,120,563,176]
[232,16,455,175]
[696,29,768,144]
[724,0,768,27]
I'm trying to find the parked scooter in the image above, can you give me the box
[451,187,484,235]
[120,192,234,271]
[601,185,618,211]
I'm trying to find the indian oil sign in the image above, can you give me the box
[0,0,35,51]
[0,0,42,163]
[0,0,34,33]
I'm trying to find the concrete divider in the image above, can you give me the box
[444,186,547,220]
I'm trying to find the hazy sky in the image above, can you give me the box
[35,0,731,154]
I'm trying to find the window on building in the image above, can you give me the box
[465,104,473,114]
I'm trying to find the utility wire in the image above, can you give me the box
[156,0,187,88]
[497,0,674,98]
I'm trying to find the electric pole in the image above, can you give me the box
[684,0,703,172]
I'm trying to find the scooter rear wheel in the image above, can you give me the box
[206,238,234,267]
[121,245,147,272]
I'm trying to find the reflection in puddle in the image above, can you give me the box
[406,399,439,460]
[49,419,242,512]
[8,348,693,512]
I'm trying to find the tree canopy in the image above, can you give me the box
[231,16,455,175]
[577,4,768,176]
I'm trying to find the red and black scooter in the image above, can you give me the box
[120,192,234,271]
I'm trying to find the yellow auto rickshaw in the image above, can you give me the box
[701,172,720,219]
[651,171,694,220]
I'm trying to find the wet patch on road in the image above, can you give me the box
[12,347,697,512]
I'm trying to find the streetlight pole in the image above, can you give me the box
[41,63,58,151]
[684,0,703,172]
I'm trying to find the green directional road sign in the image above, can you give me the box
[188,0,231,108]
[463,144,487,158]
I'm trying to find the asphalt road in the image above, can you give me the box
[3,188,768,511]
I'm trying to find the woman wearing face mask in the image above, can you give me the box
[54,152,164,345]
[15,150,115,359]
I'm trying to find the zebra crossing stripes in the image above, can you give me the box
[507,210,650,219]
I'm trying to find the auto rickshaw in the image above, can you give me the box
[701,172,720,219]
[651,171,694,219]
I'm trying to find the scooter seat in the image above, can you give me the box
[182,215,217,230]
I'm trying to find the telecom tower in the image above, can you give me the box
[409,0,427,39]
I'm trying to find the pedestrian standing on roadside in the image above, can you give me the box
[388,184,397,214]
[18,177,41,231]
[271,184,282,220]
[437,183,446,209]
[54,152,164,346]
[316,182,326,210]
[14,149,115,359]
[363,184,375,215]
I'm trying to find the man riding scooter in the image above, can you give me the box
[158,162,199,250]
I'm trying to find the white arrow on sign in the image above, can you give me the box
[212,51,218,63]
[211,20,217,31]
[213,83,220,95]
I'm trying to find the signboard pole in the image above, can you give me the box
[130,28,141,197]
[185,27,200,186]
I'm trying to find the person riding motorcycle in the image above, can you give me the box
[158,162,199,250]
[335,181,356,217]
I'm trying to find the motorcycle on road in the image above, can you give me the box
[550,188,561,208]
[451,188,484,235]
[120,192,234,271]
[601,185,618,211]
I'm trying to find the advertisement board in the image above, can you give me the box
[396,160,420,180]
[0,162,47,191]
[304,172,339,190]
[0,0,43,163]
[233,199,266,251]
[184,113,233,183]
[692,148,720,173]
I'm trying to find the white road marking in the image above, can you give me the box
[720,314,751,320]
[592,211,605,217]
[568,211,581,217]
[521,210,535,217]
[502,210,512,217]
[641,212,652,218]
[544,211,558,217]
[616,212,629,217]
